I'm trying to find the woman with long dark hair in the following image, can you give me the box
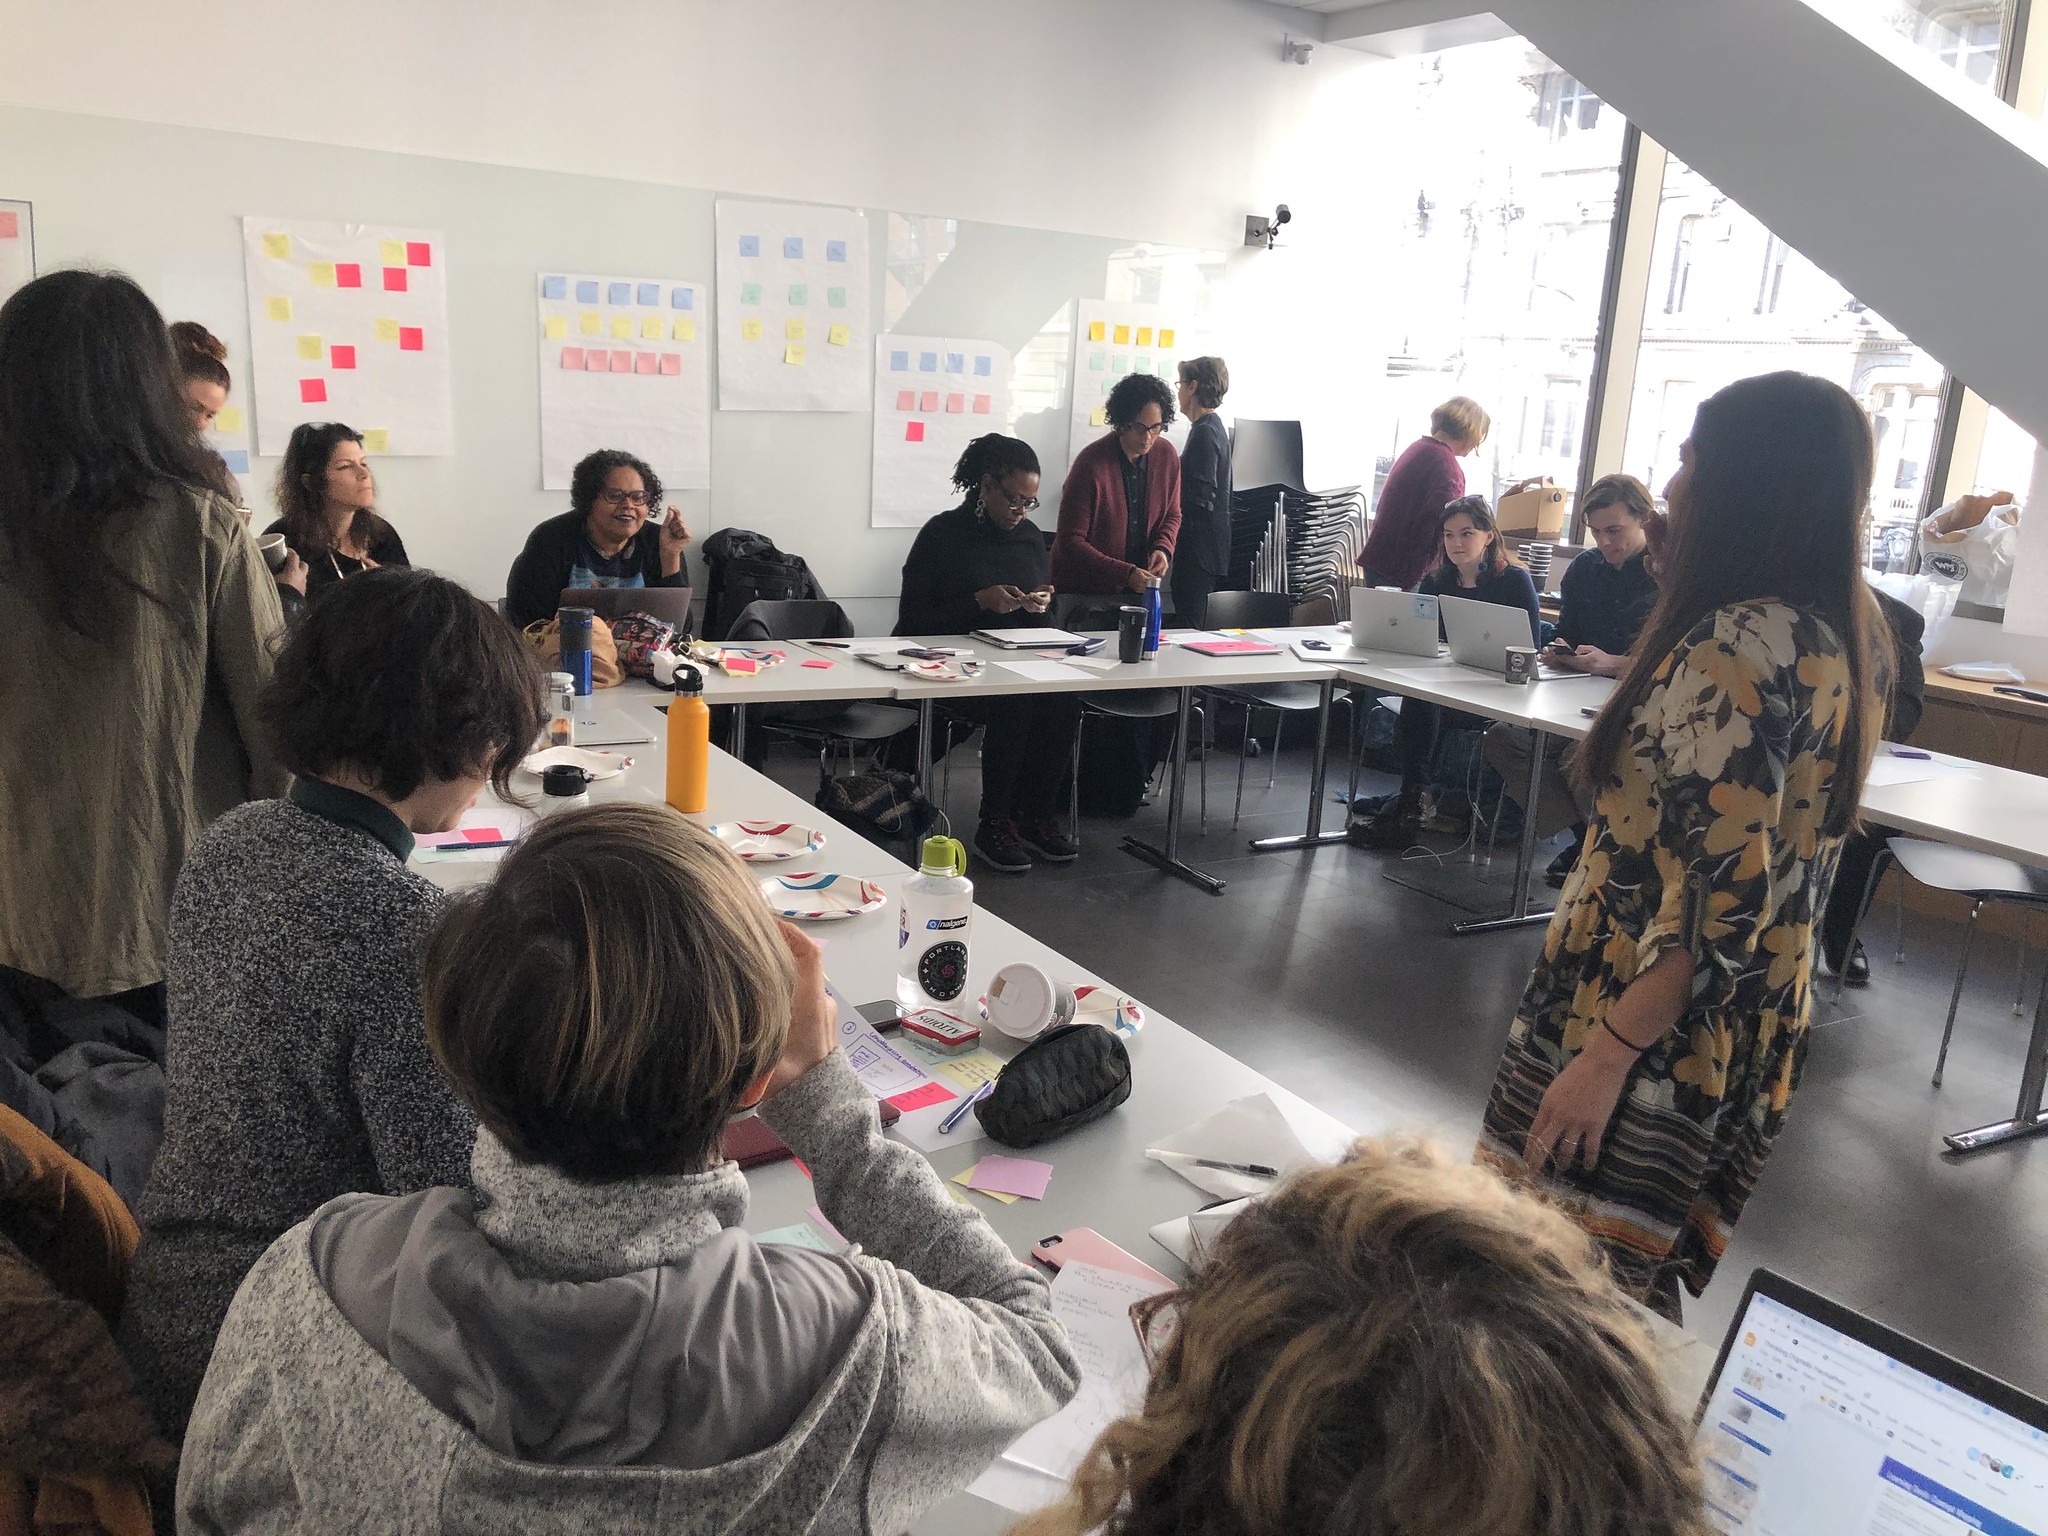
[0,270,287,1018]
[1480,371,1887,1319]
[266,421,407,596]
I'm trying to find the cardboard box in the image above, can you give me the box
[1497,480,1569,539]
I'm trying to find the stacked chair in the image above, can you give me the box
[1225,419,1367,618]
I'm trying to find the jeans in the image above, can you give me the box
[1481,724,1591,840]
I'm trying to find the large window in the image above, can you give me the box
[1845,0,2018,91]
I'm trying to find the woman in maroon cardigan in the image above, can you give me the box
[1052,374,1182,596]
[1357,396,1490,591]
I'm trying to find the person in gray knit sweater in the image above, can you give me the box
[118,568,545,1442]
[180,804,1080,1534]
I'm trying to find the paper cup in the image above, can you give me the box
[984,961,1076,1040]
[258,533,289,571]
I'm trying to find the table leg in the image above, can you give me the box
[730,702,748,761]
[1251,676,1348,853]
[1943,975,2048,1153]
[1122,686,1226,895]
[1452,723,1556,936]
[916,698,936,803]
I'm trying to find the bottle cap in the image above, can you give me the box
[918,835,967,877]
[546,671,574,688]
[672,661,704,696]
[541,764,593,798]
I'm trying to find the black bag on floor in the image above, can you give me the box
[816,766,936,846]
[700,528,825,640]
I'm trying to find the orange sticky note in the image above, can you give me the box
[544,316,568,340]
[1158,328,1176,348]
[308,262,336,287]
[1113,324,1130,345]
[785,318,806,340]
[827,323,850,346]
[673,318,696,342]
[264,296,293,322]
[362,428,389,453]
[741,318,763,341]
[261,231,292,260]
[784,343,806,365]
[1088,321,1105,342]
[579,311,601,335]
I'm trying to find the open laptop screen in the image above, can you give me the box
[1695,1271,2048,1535]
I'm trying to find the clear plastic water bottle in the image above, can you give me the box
[1141,574,1163,659]
[898,835,972,1010]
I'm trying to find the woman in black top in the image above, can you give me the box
[896,435,1080,875]
[266,422,407,597]
[1352,497,1540,850]
[1172,356,1234,627]
[503,448,691,628]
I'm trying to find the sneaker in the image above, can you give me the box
[972,819,1033,874]
[1842,940,1871,986]
[1347,802,1421,851]
[1018,817,1079,863]
[1544,844,1580,888]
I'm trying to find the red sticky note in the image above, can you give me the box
[634,351,658,375]
[895,390,916,411]
[887,1080,958,1113]
[609,350,632,373]
[299,378,327,404]
[0,212,19,239]
[398,327,424,351]
[919,391,939,411]
[330,344,357,370]
[905,421,925,443]
[561,346,585,369]
[383,267,408,292]
[334,262,361,287]
[974,394,992,414]
[584,350,608,373]
[945,393,965,413]
[406,241,432,266]
[657,352,682,376]
[801,659,835,670]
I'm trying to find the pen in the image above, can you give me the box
[425,838,517,852]
[1192,1158,1279,1177]
[810,641,851,648]
[939,1080,994,1134]
[1888,747,1931,759]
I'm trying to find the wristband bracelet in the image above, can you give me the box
[1601,1015,1650,1054]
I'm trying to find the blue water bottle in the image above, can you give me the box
[1141,574,1163,659]
[557,606,595,696]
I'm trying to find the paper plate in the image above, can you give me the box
[519,746,633,780]
[760,871,888,921]
[1074,985,1145,1037]
[711,820,827,862]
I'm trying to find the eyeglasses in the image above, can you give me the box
[1121,420,1167,439]
[988,488,1041,512]
[599,488,652,507]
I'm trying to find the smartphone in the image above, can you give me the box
[857,999,904,1033]
[1299,637,1331,651]
[1031,1227,1173,1287]
[1580,706,1600,718]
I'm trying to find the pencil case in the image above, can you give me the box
[975,1023,1131,1149]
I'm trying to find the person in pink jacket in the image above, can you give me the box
[1358,396,1491,591]
[1051,374,1182,596]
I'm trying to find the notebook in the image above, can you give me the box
[1184,637,1283,657]
[969,628,1088,649]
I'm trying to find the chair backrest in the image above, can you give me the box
[1292,594,1337,627]
[1202,589,1296,630]
[1229,419,1307,495]
[726,599,854,642]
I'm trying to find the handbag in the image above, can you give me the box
[814,766,935,845]
[522,615,624,688]
[609,611,680,678]
[975,1023,1132,1149]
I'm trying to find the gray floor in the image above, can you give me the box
[768,724,2048,1400]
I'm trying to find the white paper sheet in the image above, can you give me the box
[870,334,1012,528]
[1066,299,1191,470]
[829,988,939,1102]
[1145,1091,1356,1200]
[1865,750,1980,787]
[240,216,454,456]
[0,199,33,309]
[536,272,709,492]
[1000,660,1089,683]
[715,198,871,412]
[999,1262,1174,1481]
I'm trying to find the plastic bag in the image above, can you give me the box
[1920,492,2020,608]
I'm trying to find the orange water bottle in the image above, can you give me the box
[665,662,710,815]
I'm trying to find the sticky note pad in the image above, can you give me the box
[221,449,250,475]
[262,231,292,260]
[826,239,846,262]
[584,350,607,373]
[827,324,849,346]
[362,428,389,453]
[299,378,326,404]
[974,394,991,413]
[741,318,763,340]
[1136,326,1153,346]
[673,318,696,342]
[785,284,806,307]
[1113,325,1131,344]
[890,350,910,371]
[946,352,964,373]
[611,317,633,339]
[379,239,406,265]
[635,282,660,306]
[335,263,362,288]
[951,1166,1017,1204]
[610,350,633,373]
[919,352,938,372]
[895,389,916,410]
[374,317,401,343]
[264,296,293,322]
[544,316,568,340]
[641,316,665,339]
[607,282,631,305]
[576,279,600,303]
[671,287,693,310]
[919,391,939,411]
[782,236,804,259]
[1158,328,1175,347]
[634,351,658,375]
[827,286,846,309]
[975,355,992,376]
[905,421,925,443]
[295,334,324,360]
[1090,408,1109,427]
[784,343,806,365]
[579,312,601,335]
[658,352,681,376]
[945,393,964,413]
[0,212,18,238]
[967,1155,1053,1200]
[1088,321,1106,342]
[561,346,585,369]
[330,345,357,370]
[215,407,243,433]
[738,235,760,257]
[406,241,432,267]
[399,326,424,351]
[741,283,762,305]
[785,318,806,340]
[542,276,568,300]
[309,262,336,287]
[383,267,408,292]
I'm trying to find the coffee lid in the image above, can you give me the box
[541,763,593,797]
[985,961,1058,1038]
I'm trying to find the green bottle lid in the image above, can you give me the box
[919,835,967,876]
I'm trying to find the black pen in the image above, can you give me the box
[1192,1158,1279,1177]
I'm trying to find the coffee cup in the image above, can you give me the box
[258,533,289,571]
[1504,645,1538,685]
[984,961,1077,1040]
[1117,607,1147,664]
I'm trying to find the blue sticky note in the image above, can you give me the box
[636,282,660,306]
[975,355,992,376]
[739,235,760,257]
[542,275,567,300]
[919,351,938,372]
[788,284,808,306]
[946,352,964,373]
[222,449,251,475]
[889,349,910,371]
[606,282,631,305]
[741,282,762,305]
[575,280,600,303]
[671,287,694,310]
[826,240,847,262]
[783,236,804,259]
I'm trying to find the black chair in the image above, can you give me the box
[725,600,918,767]
[1199,589,1353,827]
[1060,601,1205,846]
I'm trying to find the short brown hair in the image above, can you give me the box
[423,804,797,1182]
[1176,356,1229,410]
[1430,396,1490,448]
[1013,1138,1710,1536]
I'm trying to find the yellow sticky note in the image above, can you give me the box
[673,318,696,343]
[362,428,389,453]
[1136,326,1153,346]
[264,296,293,323]
[741,317,763,341]
[379,238,405,265]
[579,311,601,335]
[544,316,568,340]
[640,316,665,340]
[295,334,323,360]
[785,318,806,340]
[784,343,806,365]
[1113,324,1131,345]
[1158,328,1176,348]
[1088,321,1105,342]
[1090,408,1109,427]
[261,231,292,260]
[215,406,244,434]
[308,261,336,287]
[827,323,850,347]
[374,317,400,343]
[952,1166,1019,1205]
[610,316,633,339]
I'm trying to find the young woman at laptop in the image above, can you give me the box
[1350,498,1538,849]
[503,448,691,628]
[1480,371,1888,1322]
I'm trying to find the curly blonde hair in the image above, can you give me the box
[1010,1138,1710,1536]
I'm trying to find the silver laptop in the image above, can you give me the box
[1439,593,1540,672]
[1344,587,1445,658]
[558,585,694,631]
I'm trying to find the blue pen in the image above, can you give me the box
[939,1080,994,1134]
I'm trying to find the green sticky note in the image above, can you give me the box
[827,286,847,308]
[1111,355,1126,372]
[1089,351,1107,371]
[788,283,808,306]
[1134,358,1152,374]
[741,282,762,305]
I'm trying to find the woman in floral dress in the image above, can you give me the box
[1480,372,1891,1320]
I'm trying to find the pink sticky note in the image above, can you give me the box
[801,659,835,670]
[887,1080,958,1113]
[398,326,424,351]
[973,394,992,414]
[299,378,327,404]
[658,352,682,376]
[634,351,658,375]
[919,391,939,411]
[895,390,916,411]
[0,212,18,239]
[584,350,608,373]
[383,266,408,292]
[334,262,362,288]
[562,346,585,370]
[406,240,432,266]
[330,345,357,370]
[805,1204,846,1245]
[609,349,633,373]
[905,421,925,443]
[967,1155,1054,1201]
[418,825,507,847]
[945,393,965,413]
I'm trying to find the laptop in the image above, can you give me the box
[1439,593,1544,674]
[1343,587,1446,658]
[1693,1268,2048,1534]
[968,627,1088,649]
[558,585,694,631]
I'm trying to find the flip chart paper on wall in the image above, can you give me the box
[536,271,709,492]
[2,200,41,307]
[1066,299,1189,470]
[241,216,453,456]
[716,197,870,411]
[870,333,1011,528]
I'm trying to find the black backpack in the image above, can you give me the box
[700,528,826,640]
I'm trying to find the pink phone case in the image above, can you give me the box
[1030,1227,1173,1288]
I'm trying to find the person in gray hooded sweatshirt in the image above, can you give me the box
[178,803,1080,1534]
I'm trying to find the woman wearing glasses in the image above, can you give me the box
[896,434,1080,874]
[268,422,409,599]
[1051,373,1181,596]
[503,447,691,627]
